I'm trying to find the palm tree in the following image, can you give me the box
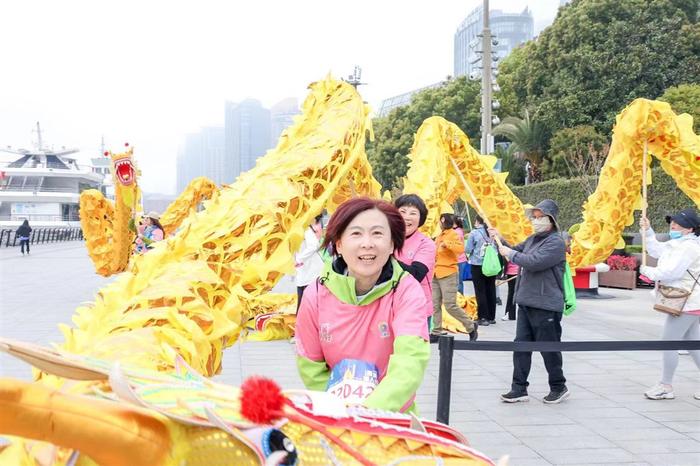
[493,110,547,183]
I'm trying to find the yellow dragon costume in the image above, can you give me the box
[79,146,141,276]
[0,77,496,465]
[1,70,698,464]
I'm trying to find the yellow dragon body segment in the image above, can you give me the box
[0,76,496,465]
[405,104,699,270]
[403,116,532,243]
[79,147,140,276]
[63,76,380,379]
[160,177,218,236]
[0,339,494,465]
[569,99,700,268]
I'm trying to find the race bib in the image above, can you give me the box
[326,359,379,405]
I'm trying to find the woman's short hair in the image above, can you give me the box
[474,215,484,226]
[394,194,428,227]
[440,213,455,229]
[322,197,405,255]
[453,217,464,229]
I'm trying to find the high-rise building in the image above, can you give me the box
[270,98,300,148]
[224,99,271,182]
[454,6,534,78]
[377,82,444,117]
[176,126,225,193]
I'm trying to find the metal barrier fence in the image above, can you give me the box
[0,227,84,247]
[436,335,700,424]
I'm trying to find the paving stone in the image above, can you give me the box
[465,431,523,447]
[563,463,650,466]
[644,452,700,466]
[540,447,642,464]
[520,434,616,450]
[576,416,665,431]
[661,421,700,433]
[611,439,700,454]
[450,420,506,433]
[478,444,543,461]
[641,410,700,422]
[505,424,595,440]
[556,407,640,419]
[595,427,694,442]
[500,459,552,466]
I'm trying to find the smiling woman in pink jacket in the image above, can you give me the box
[393,194,436,327]
[295,197,429,413]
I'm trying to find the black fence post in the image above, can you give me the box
[436,335,455,425]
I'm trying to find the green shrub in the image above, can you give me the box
[510,168,694,232]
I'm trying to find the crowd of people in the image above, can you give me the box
[290,195,700,412]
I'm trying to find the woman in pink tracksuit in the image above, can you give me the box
[393,194,436,327]
[295,197,429,413]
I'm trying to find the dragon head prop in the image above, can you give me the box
[106,144,140,210]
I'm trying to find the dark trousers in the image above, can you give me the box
[296,285,308,313]
[471,264,497,321]
[20,239,30,254]
[505,274,517,320]
[512,305,566,393]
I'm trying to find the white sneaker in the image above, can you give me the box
[678,350,689,355]
[644,383,675,400]
[694,392,700,401]
[289,337,296,344]
[501,314,510,321]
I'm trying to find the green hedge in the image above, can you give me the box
[510,168,695,232]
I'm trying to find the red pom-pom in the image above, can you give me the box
[240,376,285,424]
[124,142,129,147]
[103,151,109,156]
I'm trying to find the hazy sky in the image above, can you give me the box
[0,0,562,194]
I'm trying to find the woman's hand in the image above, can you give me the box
[498,245,513,258]
[640,217,650,231]
[487,227,500,238]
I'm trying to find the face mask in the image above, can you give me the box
[669,230,684,240]
[531,216,552,233]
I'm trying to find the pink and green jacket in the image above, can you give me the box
[295,257,430,413]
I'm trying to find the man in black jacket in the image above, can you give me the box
[489,199,569,404]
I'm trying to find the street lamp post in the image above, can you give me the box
[480,0,493,155]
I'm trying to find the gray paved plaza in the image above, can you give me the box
[1,241,699,465]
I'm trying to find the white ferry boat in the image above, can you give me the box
[0,123,108,227]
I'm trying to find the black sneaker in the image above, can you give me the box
[469,322,479,341]
[543,387,570,404]
[496,297,502,306]
[477,319,490,326]
[501,390,529,403]
[488,319,496,325]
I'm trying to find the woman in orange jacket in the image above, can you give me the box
[431,213,478,340]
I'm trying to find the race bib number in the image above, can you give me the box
[326,359,379,405]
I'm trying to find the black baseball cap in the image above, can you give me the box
[665,208,700,229]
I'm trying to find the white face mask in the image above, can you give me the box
[531,216,552,233]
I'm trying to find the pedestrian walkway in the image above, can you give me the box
[1,243,699,465]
